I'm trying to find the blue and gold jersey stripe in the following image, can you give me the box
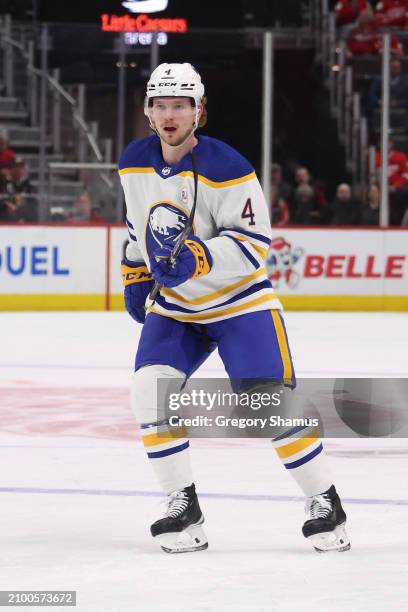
[118,166,256,188]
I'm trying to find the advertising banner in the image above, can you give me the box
[1,226,407,311]
[0,226,107,310]
[266,229,408,310]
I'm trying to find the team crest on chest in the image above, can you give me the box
[146,202,190,254]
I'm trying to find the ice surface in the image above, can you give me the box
[0,311,407,611]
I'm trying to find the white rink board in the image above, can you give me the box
[109,226,129,295]
[384,229,408,294]
[1,226,408,310]
[0,226,107,295]
[268,229,408,295]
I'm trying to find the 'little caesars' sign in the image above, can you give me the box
[101,0,188,33]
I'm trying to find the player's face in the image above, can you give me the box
[151,97,198,146]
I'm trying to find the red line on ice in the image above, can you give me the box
[0,387,139,441]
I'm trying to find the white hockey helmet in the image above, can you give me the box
[144,63,205,131]
[145,62,205,108]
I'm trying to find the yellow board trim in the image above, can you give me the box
[110,294,126,310]
[0,295,105,311]
[8,294,408,313]
[278,295,408,311]
[142,427,187,447]
[162,267,267,306]
[118,167,155,175]
[148,293,278,321]
[271,310,292,385]
[275,436,318,460]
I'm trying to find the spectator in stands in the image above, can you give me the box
[2,158,37,222]
[361,183,380,225]
[0,192,31,223]
[69,191,93,222]
[0,193,16,222]
[0,135,16,171]
[293,166,326,208]
[5,157,33,195]
[347,9,380,55]
[294,166,312,189]
[335,0,370,26]
[69,190,107,223]
[271,163,292,202]
[375,137,408,191]
[376,138,408,222]
[271,185,290,226]
[326,182,361,225]
[292,185,321,224]
[375,0,408,28]
[347,8,403,56]
[393,158,408,220]
[368,59,408,109]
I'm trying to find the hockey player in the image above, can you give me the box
[119,63,350,554]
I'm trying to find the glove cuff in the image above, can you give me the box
[121,259,153,287]
[184,238,212,279]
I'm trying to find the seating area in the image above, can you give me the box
[0,16,117,223]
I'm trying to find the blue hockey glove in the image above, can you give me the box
[121,259,154,323]
[150,237,213,288]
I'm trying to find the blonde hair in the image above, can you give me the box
[198,96,208,128]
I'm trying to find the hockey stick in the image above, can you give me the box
[147,148,199,306]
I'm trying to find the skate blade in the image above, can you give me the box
[156,523,208,554]
[309,523,351,553]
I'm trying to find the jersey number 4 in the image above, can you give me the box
[241,198,255,226]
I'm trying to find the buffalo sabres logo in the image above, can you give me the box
[146,202,189,256]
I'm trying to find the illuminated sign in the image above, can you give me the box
[101,13,187,33]
[122,0,169,13]
[124,31,168,45]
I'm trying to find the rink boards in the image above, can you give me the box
[0,225,407,311]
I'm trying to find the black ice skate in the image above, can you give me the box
[150,483,208,554]
[302,484,350,553]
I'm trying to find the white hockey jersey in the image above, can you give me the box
[118,134,282,323]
